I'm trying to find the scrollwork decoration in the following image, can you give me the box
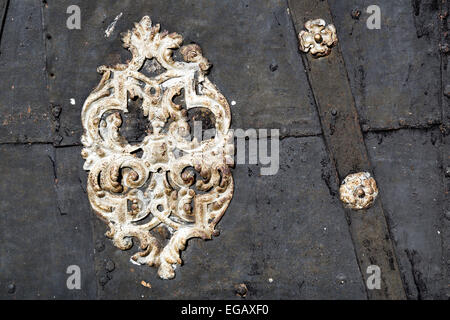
[81,16,234,279]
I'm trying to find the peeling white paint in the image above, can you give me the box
[104,12,123,38]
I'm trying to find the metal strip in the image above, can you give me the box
[288,0,406,299]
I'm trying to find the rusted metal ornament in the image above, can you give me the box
[298,18,337,58]
[81,16,234,279]
[339,172,378,210]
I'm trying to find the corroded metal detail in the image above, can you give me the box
[81,16,234,279]
[298,19,337,57]
[339,172,378,210]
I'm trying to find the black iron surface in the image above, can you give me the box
[0,0,447,299]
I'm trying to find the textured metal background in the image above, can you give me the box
[0,0,447,299]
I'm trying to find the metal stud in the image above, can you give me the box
[339,172,379,210]
[81,16,234,280]
[298,19,338,58]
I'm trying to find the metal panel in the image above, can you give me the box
[0,145,96,299]
[288,0,406,299]
[93,137,366,299]
[0,0,446,300]
[366,129,446,299]
[0,0,52,143]
[328,0,441,130]
[439,0,450,301]
[43,0,321,146]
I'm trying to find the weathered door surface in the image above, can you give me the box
[0,0,448,299]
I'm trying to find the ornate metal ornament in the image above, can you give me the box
[298,19,337,57]
[81,16,234,279]
[339,172,379,210]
